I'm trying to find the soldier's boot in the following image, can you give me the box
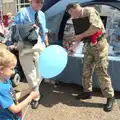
[104,97,115,112]
[76,92,92,100]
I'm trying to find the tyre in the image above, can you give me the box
[11,72,21,87]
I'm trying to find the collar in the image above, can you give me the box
[79,8,83,18]
[29,5,38,14]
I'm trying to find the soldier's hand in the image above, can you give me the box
[68,45,75,52]
[68,42,77,55]
[68,40,80,54]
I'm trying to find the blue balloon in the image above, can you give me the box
[38,45,68,79]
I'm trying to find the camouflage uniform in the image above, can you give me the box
[81,7,114,98]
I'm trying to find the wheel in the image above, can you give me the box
[11,72,21,87]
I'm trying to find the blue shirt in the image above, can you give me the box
[0,80,21,120]
[13,5,48,42]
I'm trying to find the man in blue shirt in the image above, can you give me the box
[9,0,49,109]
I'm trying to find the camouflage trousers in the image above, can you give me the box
[82,37,114,98]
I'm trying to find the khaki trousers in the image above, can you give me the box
[18,41,45,100]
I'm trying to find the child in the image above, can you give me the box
[0,48,38,120]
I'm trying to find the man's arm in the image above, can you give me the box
[68,25,99,52]
[76,25,99,42]
[40,12,49,46]
[45,34,49,46]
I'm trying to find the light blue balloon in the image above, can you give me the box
[38,45,68,79]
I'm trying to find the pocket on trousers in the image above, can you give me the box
[97,38,108,51]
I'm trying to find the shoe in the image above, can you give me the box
[31,94,43,109]
[31,100,39,109]
[76,92,92,100]
[104,97,115,112]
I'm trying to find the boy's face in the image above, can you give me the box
[0,58,17,80]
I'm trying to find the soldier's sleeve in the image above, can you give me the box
[87,8,103,29]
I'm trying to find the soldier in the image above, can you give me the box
[66,3,115,112]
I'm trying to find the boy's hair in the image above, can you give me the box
[0,48,16,67]
[66,3,80,12]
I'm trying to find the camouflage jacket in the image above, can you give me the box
[80,7,106,43]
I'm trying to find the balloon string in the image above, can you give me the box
[22,77,43,120]
[21,102,30,120]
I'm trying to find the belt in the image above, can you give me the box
[97,33,106,42]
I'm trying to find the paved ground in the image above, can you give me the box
[15,81,120,120]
